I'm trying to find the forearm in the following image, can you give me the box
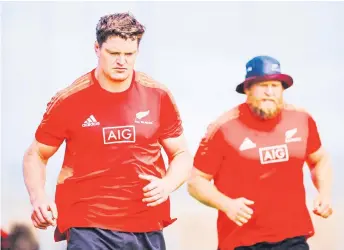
[311,155,333,197]
[163,151,193,192]
[23,147,47,203]
[187,176,229,212]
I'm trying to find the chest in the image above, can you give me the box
[225,122,308,165]
[66,94,161,147]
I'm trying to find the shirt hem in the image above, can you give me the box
[55,218,177,242]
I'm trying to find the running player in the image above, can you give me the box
[23,12,192,250]
[188,56,333,250]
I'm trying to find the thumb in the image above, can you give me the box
[313,198,321,210]
[243,198,255,205]
[48,203,58,220]
[138,174,157,182]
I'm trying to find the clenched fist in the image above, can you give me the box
[313,194,333,218]
[223,197,254,226]
[31,194,58,230]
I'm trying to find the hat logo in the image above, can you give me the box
[271,64,280,72]
[247,66,253,72]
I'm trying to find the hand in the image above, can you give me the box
[223,197,254,227]
[313,194,333,218]
[30,193,58,230]
[139,174,173,207]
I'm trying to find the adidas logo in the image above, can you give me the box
[239,137,257,151]
[82,115,100,127]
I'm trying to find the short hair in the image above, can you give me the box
[96,12,146,47]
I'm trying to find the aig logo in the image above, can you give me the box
[103,126,135,144]
[259,144,289,165]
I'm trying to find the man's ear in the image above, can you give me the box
[94,41,100,58]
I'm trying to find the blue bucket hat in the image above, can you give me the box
[236,56,293,94]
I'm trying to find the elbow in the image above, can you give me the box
[187,183,194,197]
[187,175,198,196]
[181,151,193,174]
[23,144,45,169]
[307,147,331,171]
[311,155,332,173]
[175,150,193,176]
[23,147,33,167]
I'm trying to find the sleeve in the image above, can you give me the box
[194,123,225,176]
[306,114,322,155]
[35,96,68,147]
[159,90,183,139]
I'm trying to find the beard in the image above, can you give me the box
[247,95,283,120]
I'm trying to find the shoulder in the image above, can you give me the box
[283,103,315,120]
[283,103,320,130]
[283,103,311,115]
[204,105,241,140]
[135,71,170,94]
[45,71,93,114]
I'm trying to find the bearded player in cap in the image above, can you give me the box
[188,56,333,250]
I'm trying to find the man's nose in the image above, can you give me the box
[265,85,273,96]
[116,55,125,65]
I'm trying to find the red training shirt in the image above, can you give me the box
[35,69,183,237]
[194,103,321,250]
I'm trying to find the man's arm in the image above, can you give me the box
[305,114,333,218]
[160,134,193,192]
[23,140,60,228]
[187,119,254,226]
[187,167,254,226]
[139,134,192,207]
[306,146,332,197]
[25,89,68,228]
[23,140,59,203]
[188,168,229,212]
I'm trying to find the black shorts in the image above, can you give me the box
[233,236,309,250]
[66,227,166,250]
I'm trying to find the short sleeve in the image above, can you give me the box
[159,90,183,139]
[35,96,67,147]
[194,123,225,176]
[306,114,322,155]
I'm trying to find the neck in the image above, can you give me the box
[95,67,133,93]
